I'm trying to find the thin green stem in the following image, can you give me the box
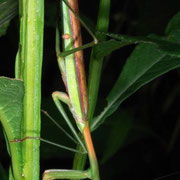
[20,0,44,179]
[72,135,87,180]
[88,0,111,123]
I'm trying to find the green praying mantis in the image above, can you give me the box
[42,0,100,179]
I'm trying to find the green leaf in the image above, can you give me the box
[0,21,9,37]
[0,77,24,180]
[165,12,180,35]
[91,43,180,131]
[95,11,180,58]
[165,12,180,43]
[91,12,180,131]
[0,77,23,140]
[96,32,180,58]
[101,111,133,163]
[0,0,18,37]
[94,39,132,59]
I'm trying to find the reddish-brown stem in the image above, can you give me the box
[83,123,100,180]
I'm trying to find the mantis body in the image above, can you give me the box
[43,0,99,179]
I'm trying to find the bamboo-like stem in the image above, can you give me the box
[18,0,44,179]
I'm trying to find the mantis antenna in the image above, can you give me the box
[11,137,86,154]
[41,109,78,144]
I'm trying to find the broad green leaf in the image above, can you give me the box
[91,44,180,131]
[90,44,161,130]
[101,111,133,163]
[92,45,180,131]
[165,12,180,35]
[165,12,180,43]
[0,77,24,180]
[94,39,132,59]
[91,12,180,131]
[0,77,23,141]
[94,11,180,59]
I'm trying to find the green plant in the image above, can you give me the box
[0,0,180,179]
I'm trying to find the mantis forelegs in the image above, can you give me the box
[43,169,91,180]
[42,92,93,180]
[52,91,87,153]
[44,91,100,180]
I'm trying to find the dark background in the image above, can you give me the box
[0,0,180,179]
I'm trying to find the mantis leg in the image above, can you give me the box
[43,169,91,180]
[55,4,98,59]
[42,122,100,180]
[52,92,87,153]
[43,94,92,180]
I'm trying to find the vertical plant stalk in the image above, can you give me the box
[17,0,44,179]
[83,123,100,180]
[88,0,111,122]
[72,134,87,174]
[73,0,111,174]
